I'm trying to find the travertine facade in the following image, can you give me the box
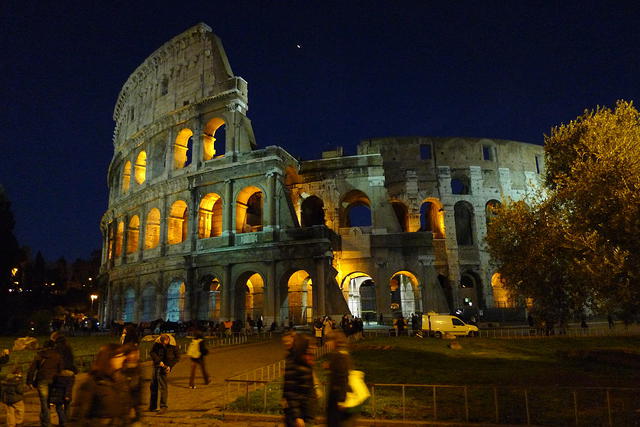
[100,24,543,325]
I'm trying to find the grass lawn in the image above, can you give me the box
[229,335,640,425]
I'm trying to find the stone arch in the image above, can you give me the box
[203,117,226,160]
[174,128,194,169]
[168,200,188,244]
[454,201,474,246]
[485,199,502,228]
[301,195,325,227]
[460,270,483,309]
[235,271,264,322]
[197,275,222,320]
[121,161,131,194]
[115,220,124,257]
[342,272,376,320]
[340,190,372,227]
[391,200,408,232]
[145,208,161,249]
[134,151,147,185]
[141,283,156,321]
[491,272,514,308]
[198,193,223,238]
[166,280,186,322]
[281,270,313,325]
[390,271,422,318]
[123,287,136,322]
[236,186,263,233]
[126,215,140,254]
[419,198,445,238]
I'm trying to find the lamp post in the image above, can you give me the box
[90,294,98,314]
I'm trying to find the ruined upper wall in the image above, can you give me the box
[112,23,238,146]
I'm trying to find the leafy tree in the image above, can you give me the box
[487,101,640,322]
[0,185,20,288]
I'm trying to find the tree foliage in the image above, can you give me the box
[487,101,640,323]
[0,185,20,288]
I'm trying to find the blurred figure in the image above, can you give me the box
[187,330,209,389]
[121,343,143,425]
[69,343,130,425]
[149,334,179,414]
[27,339,63,427]
[50,332,78,424]
[283,333,316,427]
[326,330,357,427]
[0,348,9,366]
[120,324,140,346]
[1,365,26,427]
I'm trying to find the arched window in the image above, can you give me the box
[173,128,193,169]
[485,200,502,228]
[166,281,186,322]
[236,273,264,322]
[454,201,474,246]
[115,221,124,257]
[134,151,147,185]
[390,271,422,318]
[285,270,313,325]
[123,288,136,322]
[419,199,445,238]
[236,186,263,233]
[126,215,140,254]
[198,276,222,320]
[141,285,156,321]
[198,193,223,238]
[301,196,325,227]
[391,201,408,232]
[168,200,188,244]
[460,272,481,308]
[343,272,376,320]
[203,117,226,160]
[451,177,469,195]
[145,208,160,249]
[121,161,131,194]
[340,190,372,227]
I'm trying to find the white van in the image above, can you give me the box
[421,312,479,338]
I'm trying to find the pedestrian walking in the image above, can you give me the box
[27,339,63,427]
[326,330,357,427]
[283,333,317,427]
[121,343,144,425]
[69,343,130,425]
[148,334,179,413]
[187,330,210,389]
[1,366,26,427]
[49,332,77,424]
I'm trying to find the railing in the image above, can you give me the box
[226,380,640,426]
[479,324,640,339]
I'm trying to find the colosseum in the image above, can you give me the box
[99,23,544,327]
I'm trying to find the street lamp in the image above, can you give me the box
[90,294,98,314]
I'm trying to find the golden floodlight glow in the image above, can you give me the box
[145,208,161,249]
[203,117,225,160]
[168,200,188,244]
[134,151,146,184]
[126,215,140,254]
[198,193,223,238]
[174,128,193,169]
[121,161,131,193]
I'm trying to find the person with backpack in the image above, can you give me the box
[49,332,77,425]
[187,330,209,389]
[1,365,26,427]
[27,339,63,427]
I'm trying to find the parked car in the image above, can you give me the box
[421,312,479,338]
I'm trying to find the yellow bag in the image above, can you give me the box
[339,370,370,413]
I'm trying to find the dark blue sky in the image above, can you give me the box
[2,1,639,262]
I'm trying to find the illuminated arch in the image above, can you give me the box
[134,151,147,184]
[419,198,446,238]
[115,221,124,257]
[460,271,483,308]
[340,190,372,227]
[141,284,156,321]
[342,271,376,319]
[203,117,226,160]
[454,201,474,246]
[126,215,140,254]
[236,186,263,233]
[390,271,422,317]
[198,275,222,320]
[198,193,223,238]
[166,281,186,322]
[301,195,325,227]
[168,200,188,244]
[282,270,313,325]
[121,161,131,193]
[144,208,160,249]
[174,128,193,169]
[235,272,264,321]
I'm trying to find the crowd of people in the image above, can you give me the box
[0,314,368,427]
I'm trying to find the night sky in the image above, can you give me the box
[2,1,639,263]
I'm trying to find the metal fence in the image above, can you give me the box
[478,324,640,339]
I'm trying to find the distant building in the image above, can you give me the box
[99,23,543,326]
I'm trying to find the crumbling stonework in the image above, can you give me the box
[100,24,543,326]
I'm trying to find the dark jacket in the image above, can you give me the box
[283,356,316,422]
[121,363,143,421]
[150,342,179,368]
[69,371,130,426]
[1,373,26,404]
[49,371,75,404]
[53,339,78,374]
[27,347,63,385]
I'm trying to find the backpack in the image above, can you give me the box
[186,339,202,359]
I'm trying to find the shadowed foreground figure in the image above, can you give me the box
[149,334,179,413]
[283,332,317,427]
[326,331,357,427]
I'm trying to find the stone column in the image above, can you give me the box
[314,256,327,316]
[222,179,234,237]
[222,264,233,320]
[264,261,277,326]
[264,170,278,233]
[120,214,129,264]
[160,196,169,256]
